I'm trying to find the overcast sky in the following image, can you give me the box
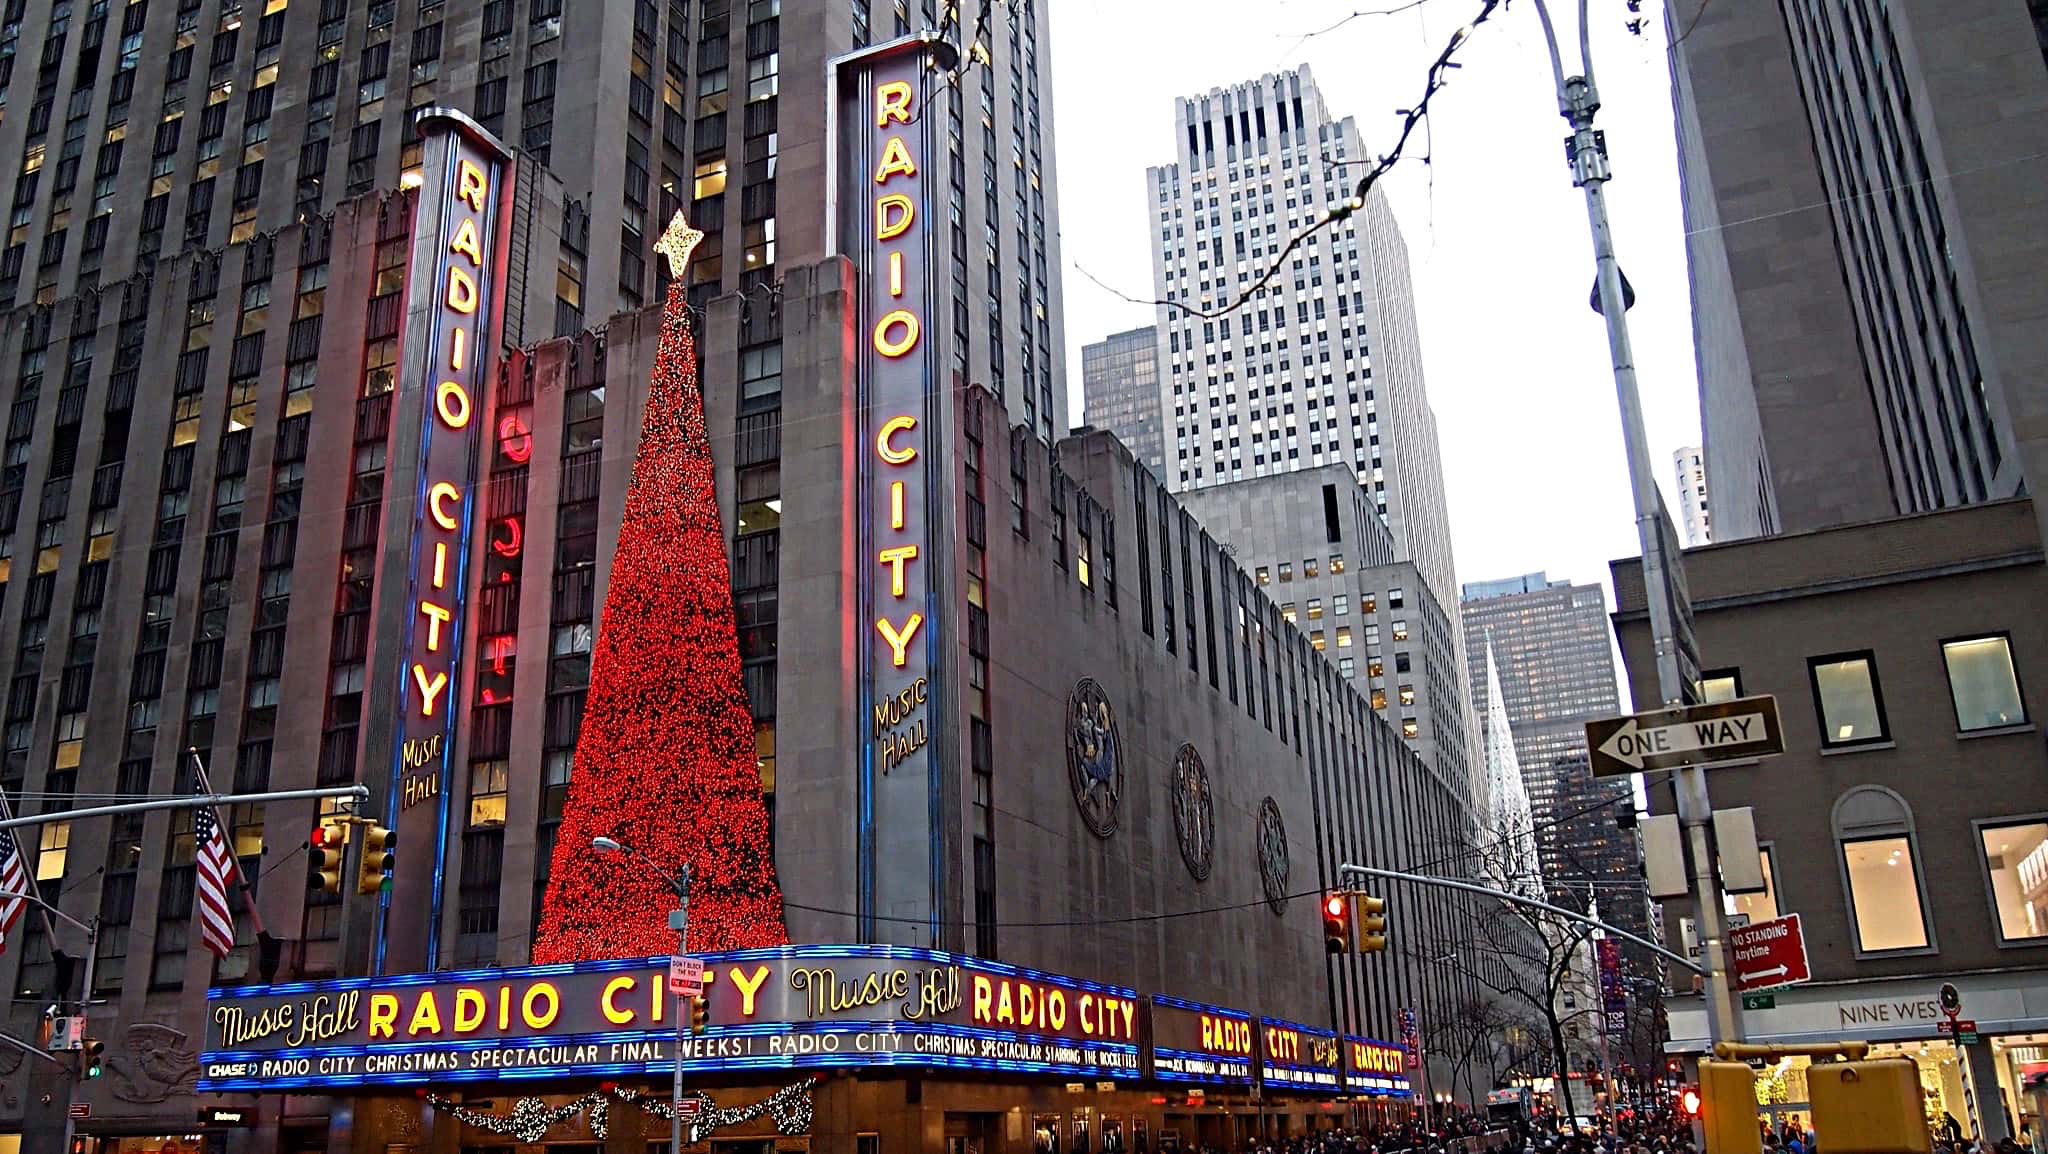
[1047,0,1702,599]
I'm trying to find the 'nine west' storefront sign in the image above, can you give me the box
[837,35,949,945]
[199,947,1139,1091]
[379,108,513,971]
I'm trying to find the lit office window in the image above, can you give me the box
[1809,652,1888,747]
[1834,786,1928,953]
[1944,636,2026,732]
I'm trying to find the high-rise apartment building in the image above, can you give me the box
[1080,324,1164,472]
[1673,445,1709,547]
[0,0,1066,439]
[1669,0,2048,545]
[1140,66,1458,613]
[1458,573,1639,940]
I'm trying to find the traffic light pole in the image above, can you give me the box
[0,888,104,1154]
[1527,0,1742,1047]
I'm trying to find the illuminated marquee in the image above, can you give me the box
[383,109,511,971]
[1259,1018,1342,1093]
[1342,1035,1413,1097]
[197,946,1140,1092]
[1147,997,1254,1085]
[840,35,947,943]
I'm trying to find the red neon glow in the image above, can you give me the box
[532,276,788,961]
[491,515,524,558]
[498,413,533,463]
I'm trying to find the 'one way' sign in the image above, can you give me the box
[1585,695,1784,777]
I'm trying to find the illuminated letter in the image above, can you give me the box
[876,415,919,464]
[602,976,637,1025]
[973,975,992,1023]
[873,309,920,358]
[996,981,1014,1025]
[875,80,913,127]
[498,986,512,1030]
[430,481,463,529]
[436,380,473,429]
[876,614,923,668]
[499,413,533,462]
[433,541,449,589]
[492,516,524,558]
[408,991,443,1036]
[369,994,399,1039]
[889,251,906,298]
[454,988,487,1034]
[450,326,468,372]
[450,217,484,265]
[420,600,452,652]
[457,159,488,211]
[1079,992,1094,1036]
[730,964,771,1017]
[446,266,478,314]
[879,545,919,598]
[523,982,561,1030]
[874,136,918,183]
[411,664,450,716]
[876,193,915,241]
[890,481,906,529]
[1048,990,1067,1032]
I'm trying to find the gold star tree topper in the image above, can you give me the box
[655,210,705,279]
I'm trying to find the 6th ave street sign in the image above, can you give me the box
[1585,694,1784,777]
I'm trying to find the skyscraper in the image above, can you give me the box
[0,0,1066,438]
[1081,324,1164,472]
[1459,573,1638,936]
[1672,445,1709,547]
[1142,66,1458,613]
[1669,0,2048,544]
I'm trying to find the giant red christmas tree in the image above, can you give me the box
[532,211,789,961]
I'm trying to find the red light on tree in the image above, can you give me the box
[532,230,788,962]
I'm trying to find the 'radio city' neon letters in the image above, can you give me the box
[870,77,925,671]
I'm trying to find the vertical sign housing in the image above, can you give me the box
[837,37,948,945]
[381,109,513,971]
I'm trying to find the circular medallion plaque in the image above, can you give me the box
[1257,797,1290,914]
[1065,679,1124,837]
[1172,744,1215,881]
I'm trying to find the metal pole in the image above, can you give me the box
[1338,863,1703,974]
[672,863,691,1154]
[1526,0,1741,1047]
[0,785,370,831]
[58,916,98,1154]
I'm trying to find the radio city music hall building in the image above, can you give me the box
[0,29,1489,1154]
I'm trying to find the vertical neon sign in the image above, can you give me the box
[382,109,512,971]
[839,37,947,946]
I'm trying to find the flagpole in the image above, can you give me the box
[0,788,63,948]
[187,748,267,938]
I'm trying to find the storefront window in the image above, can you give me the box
[1072,1112,1093,1154]
[1981,821,2048,941]
[1843,837,1929,951]
[1034,1115,1062,1154]
[1102,1118,1125,1154]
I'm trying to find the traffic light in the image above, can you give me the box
[1696,1061,1761,1154]
[307,821,346,895]
[357,824,396,895]
[81,1038,103,1080]
[1679,1087,1700,1118]
[690,996,709,1033]
[1356,894,1388,953]
[1322,893,1352,954]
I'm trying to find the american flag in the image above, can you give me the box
[0,825,28,954]
[193,791,240,959]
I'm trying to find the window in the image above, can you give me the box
[1388,586,1403,609]
[1401,718,1418,739]
[1370,688,1386,710]
[1944,635,2026,732]
[36,821,69,881]
[1306,598,1322,620]
[1277,562,1291,583]
[1391,620,1408,642]
[1280,602,1296,624]
[1302,557,1318,578]
[1336,626,1352,648]
[1978,820,2048,943]
[1329,555,1345,574]
[1809,652,1888,747]
[1723,847,1778,925]
[1699,668,1741,704]
[1338,656,1354,678]
[1255,566,1269,586]
[1398,685,1415,707]
[1333,594,1349,616]
[1311,630,1325,651]
[1833,787,1930,953]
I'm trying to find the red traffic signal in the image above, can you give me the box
[1322,892,1351,954]
[1680,1087,1701,1117]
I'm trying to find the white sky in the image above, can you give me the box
[1048,0,1703,598]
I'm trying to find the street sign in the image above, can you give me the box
[48,1014,85,1051]
[1939,983,1962,1016]
[1958,1032,1981,1045]
[675,1099,704,1120]
[1728,913,1810,992]
[1936,1019,1977,1034]
[1586,694,1784,776]
[1742,993,1776,1011]
[67,1104,90,1120]
[668,955,705,997]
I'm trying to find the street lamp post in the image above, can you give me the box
[0,888,100,1154]
[593,837,691,1153]
[1525,0,1742,1048]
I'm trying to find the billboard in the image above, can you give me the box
[1341,1035,1413,1097]
[1258,1018,1341,1093]
[1147,996,1253,1085]
[198,946,1140,1091]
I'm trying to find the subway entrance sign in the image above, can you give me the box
[1585,694,1784,777]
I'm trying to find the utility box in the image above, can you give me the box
[1806,1059,1933,1154]
[1697,1060,1760,1154]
